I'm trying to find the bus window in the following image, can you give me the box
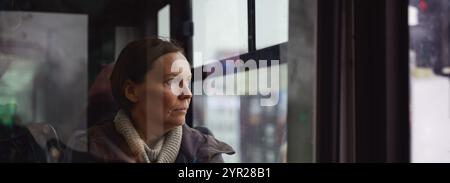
[192,0,248,67]
[0,0,317,163]
[192,64,288,163]
[0,11,88,161]
[158,4,170,39]
[190,0,304,163]
[409,0,450,162]
[255,0,289,49]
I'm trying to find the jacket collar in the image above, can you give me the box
[176,125,235,163]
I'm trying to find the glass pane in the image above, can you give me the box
[256,0,289,49]
[193,64,288,163]
[192,0,248,67]
[0,0,317,164]
[0,11,88,162]
[158,4,170,39]
[409,0,450,162]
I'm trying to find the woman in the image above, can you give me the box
[79,38,234,163]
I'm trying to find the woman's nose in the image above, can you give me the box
[179,85,192,100]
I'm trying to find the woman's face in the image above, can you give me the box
[130,52,192,133]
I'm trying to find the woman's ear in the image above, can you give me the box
[124,80,139,103]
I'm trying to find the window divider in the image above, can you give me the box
[248,0,256,52]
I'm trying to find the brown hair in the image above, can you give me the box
[110,38,184,112]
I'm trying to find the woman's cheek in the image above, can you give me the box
[162,88,176,107]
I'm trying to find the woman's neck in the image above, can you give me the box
[129,110,166,147]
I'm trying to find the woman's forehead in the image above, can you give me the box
[150,52,190,76]
[162,53,190,74]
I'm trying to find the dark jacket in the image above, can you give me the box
[66,122,235,163]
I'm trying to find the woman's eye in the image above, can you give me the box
[182,79,191,88]
[165,77,191,88]
[165,78,174,85]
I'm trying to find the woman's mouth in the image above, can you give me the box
[172,107,188,112]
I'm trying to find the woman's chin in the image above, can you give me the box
[167,117,185,127]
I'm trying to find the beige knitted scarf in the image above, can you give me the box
[113,110,182,163]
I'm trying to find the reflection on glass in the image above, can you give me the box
[193,64,287,163]
[192,0,248,67]
[409,0,450,162]
[255,0,289,49]
[0,11,87,162]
